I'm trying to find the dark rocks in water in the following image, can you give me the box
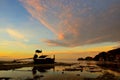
[96,72,119,80]
[84,72,119,80]
[76,74,80,76]
[0,77,12,80]
[32,75,44,80]
[25,75,44,80]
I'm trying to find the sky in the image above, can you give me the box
[0,0,120,61]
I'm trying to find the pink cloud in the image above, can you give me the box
[20,0,120,47]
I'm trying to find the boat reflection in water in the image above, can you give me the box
[32,64,54,80]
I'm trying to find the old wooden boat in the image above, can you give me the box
[33,50,55,64]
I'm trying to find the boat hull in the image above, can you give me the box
[34,58,55,64]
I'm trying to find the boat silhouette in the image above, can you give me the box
[33,50,55,64]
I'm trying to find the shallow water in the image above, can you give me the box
[0,61,120,80]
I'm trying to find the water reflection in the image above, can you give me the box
[0,61,120,80]
[31,65,54,80]
[96,61,120,72]
[32,65,54,73]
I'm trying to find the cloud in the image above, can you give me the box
[6,28,26,40]
[5,28,31,48]
[20,0,120,47]
[0,40,27,48]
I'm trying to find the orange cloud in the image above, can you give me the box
[58,33,64,40]
[20,0,81,39]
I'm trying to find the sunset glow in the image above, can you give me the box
[0,0,120,61]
